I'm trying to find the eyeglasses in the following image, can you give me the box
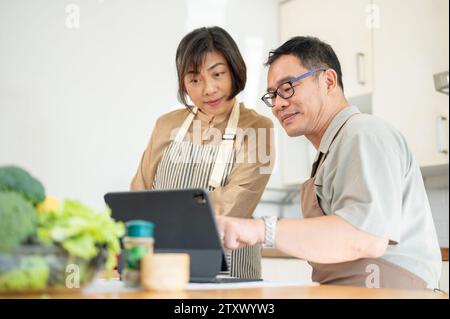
[261,67,327,108]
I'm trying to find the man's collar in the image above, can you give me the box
[318,105,361,154]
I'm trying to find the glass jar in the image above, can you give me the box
[122,220,154,288]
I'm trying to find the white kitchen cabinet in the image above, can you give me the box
[280,134,316,186]
[280,0,373,99]
[371,0,449,167]
[439,261,449,293]
[264,121,315,188]
[262,257,313,283]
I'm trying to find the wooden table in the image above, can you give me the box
[2,283,448,299]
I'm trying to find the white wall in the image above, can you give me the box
[0,0,279,210]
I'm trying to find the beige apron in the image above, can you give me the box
[152,101,261,279]
[300,115,428,290]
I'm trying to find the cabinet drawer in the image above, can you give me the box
[262,258,313,283]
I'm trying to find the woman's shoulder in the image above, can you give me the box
[239,103,274,129]
[155,107,191,126]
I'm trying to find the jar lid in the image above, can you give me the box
[125,220,154,238]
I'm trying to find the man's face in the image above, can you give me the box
[267,54,325,137]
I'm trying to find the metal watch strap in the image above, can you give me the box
[262,216,277,248]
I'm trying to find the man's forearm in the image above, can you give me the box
[274,215,388,263]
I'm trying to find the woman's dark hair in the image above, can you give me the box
[175,26,246,106]
[265,36,344,92]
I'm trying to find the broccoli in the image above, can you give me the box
[0,191,38,251]
[0,165,45,205]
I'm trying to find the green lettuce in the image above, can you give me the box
[37,200,125,273]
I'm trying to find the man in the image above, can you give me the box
[217,36,441,289]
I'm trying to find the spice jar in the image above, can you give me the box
[122,220,154,287]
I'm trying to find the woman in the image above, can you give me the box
[130,26,274,279]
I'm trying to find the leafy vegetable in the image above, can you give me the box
[0,165,45,205]
[0,191,37,252]
[0,165,125,291]
[0,256,49,291]
[37,200,125,273]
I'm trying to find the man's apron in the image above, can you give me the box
[300,114,428,289]
[152,101,261,279]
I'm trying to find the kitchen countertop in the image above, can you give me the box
[1,281,447,299]
[2,252,447,300]
[1,272,448,299]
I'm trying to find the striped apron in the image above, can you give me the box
[152,100,261,279]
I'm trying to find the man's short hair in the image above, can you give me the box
[265,36,344,92]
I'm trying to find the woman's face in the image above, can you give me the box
[183,51,234,118]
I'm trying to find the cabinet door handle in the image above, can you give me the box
[437,116,449,154]
[356,52,366,85]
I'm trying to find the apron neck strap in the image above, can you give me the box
[209,100,240,188]
[222,99,240,140]
[173,106,198,142]
[310,151,325,178]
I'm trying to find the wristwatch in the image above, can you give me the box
[261,216,278,248]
